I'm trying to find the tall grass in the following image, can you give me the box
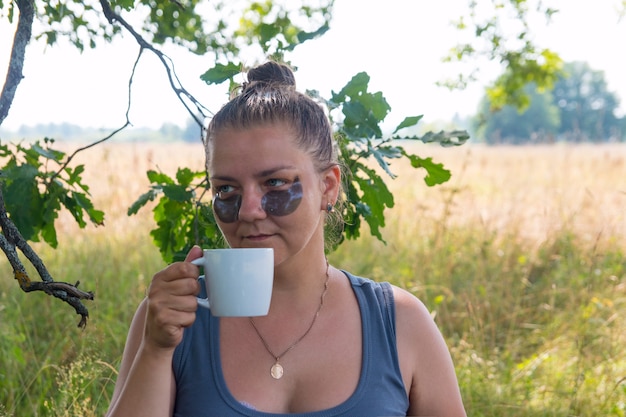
[1,142,625,416]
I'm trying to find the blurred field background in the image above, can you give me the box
[1,142,625,416]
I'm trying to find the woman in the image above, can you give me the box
[106,61,466,416]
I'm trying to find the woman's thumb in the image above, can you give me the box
[184,245,203,263]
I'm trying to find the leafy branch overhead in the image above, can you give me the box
[441,0,564,111]
[130,71,468,261]
[1,0,338,323]
[323,72,469,243]
[2,0,469,326]
[0,140,100,327]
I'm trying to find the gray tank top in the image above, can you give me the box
[172,271,409,416]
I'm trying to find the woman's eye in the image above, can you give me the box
[215,184,235,195]
[267,178,287,187]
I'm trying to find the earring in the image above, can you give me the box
[326,203,334,213]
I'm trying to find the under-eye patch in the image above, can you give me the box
[212,180,303,223]
[212,193,242,223]
[261,180,303,217]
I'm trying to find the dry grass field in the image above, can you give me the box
[388,142,626,249]
[58,141,626,248]
[1,140,625,416]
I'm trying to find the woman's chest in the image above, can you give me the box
[219,304,362,413]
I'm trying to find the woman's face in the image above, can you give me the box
[208,123,338,265]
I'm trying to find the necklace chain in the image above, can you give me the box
[249,260,330,380]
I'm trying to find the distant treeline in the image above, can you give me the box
[4,61,626,147]
[0,121,202,144]
[473,61,626,144]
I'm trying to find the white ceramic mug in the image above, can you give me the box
[191,248,273,316]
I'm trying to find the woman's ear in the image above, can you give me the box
[321,165,341,206]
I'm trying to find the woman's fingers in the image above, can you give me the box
[143,252,203,349]
[184,245,203,263]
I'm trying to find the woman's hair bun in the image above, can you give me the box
[243,61,296,91]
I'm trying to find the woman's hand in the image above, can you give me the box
[143,246,203,351]
[106,246,203,417]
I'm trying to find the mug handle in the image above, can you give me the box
[191,257,211,310]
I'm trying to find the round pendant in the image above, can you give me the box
[270,363,284,379]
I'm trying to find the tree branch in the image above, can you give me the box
[1,0,211,328]
[0,185,93,328]
[0,0,95,328]
[51,0,212,181]
[0,0,35,125]
[99,0,211,127]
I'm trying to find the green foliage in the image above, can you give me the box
[128,168,222,262]
[443,0,563,111]
[131,69,468,261]
[475,83,560,144]
[3,186,625,416]
[0,139,104,247]
[14,0,334,56]
[234,0,331,54]
[333,219,626,416]
[3,0,467,263]
[553,61,623,141]
[487,48,563,111]
[43,354,116,417]
[1,0,333,261]
[318,71,468,243]
[142,0,211,54]
[199,1,334,89]
[0,231,164,416]
[200,62,242,85]
[36,0,120,51]
[474,61,624,143]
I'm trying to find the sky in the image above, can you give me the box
[1,0,625,131]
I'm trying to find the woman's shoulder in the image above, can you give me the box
[387,284,440,343]
[341,270,430,315]
[390,284,431,317]
[341,272,466,416]
[341,270,433,328]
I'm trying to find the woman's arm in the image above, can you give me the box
[105,299,177,417]
[106,247,202,417]
[393,286,467,417]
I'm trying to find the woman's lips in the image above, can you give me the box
[244,234,273,241]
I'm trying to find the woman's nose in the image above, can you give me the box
[237,189,267,222]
